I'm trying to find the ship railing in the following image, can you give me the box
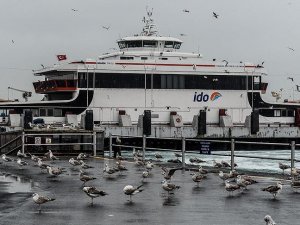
[108,134,298,174]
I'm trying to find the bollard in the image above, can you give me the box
[231,139,235,171]
[142,135,146,161]
[22,131,25,154]
[109,133,112,158]
[182,137,186,171]
[93,131,97,156]
[291,141,295,171]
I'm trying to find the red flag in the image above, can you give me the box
[56,54,67,61]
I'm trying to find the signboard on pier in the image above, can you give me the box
[199,141,211,154]
[35,137,41,145]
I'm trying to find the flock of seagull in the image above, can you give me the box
[2,149,299,224]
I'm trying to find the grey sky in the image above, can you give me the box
[0,0,299,101]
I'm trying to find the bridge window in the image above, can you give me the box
[143,40,157,48]
[174,42,181,49]
[120,56,134,60]
[118,41,126,49]
[164,41,174,48]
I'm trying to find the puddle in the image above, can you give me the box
[0,173,33,193]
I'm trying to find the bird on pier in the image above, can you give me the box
[291,167,300,177]
[17,158,28,167]
[261,182,283,199]
[142,170,150,181]
[69,158,81,166]
[154,152,163,159]
[242,175,258,184]
[278,162,290,174]
[48,150,59,160]
[103,163,116,175]
[189,157,206,164]
[32,193,55,213]
[218,171,233,181]
[161,167,182,180]
[161,180,180,196]
[17,150,28,158]
[1,154,14,162]
[225,181,240,195]
[264,215,276,225]
[80,171,96,185]
[80,160,94,169]
[37,158,50,171]
[115,161,127,171]
[123,184,143,202]
[236,175,251,190]
[213,160,222,168]
[145,161,154,171]
[83,186,108,205]
[191,173,206,186]
[221,160,231,168]
[77,153,88,160]
[198,166,208,174]
[30,154,40,162]
[46,166,63,177]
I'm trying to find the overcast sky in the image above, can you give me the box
[0,0,299,101]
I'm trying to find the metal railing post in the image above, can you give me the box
[142,135,146,161]
[231,138,235,171]
[182,137,186,170]
[22,131,25,154]
[93,131,97,156]
[109,133,112,158]
[291,141,295,171]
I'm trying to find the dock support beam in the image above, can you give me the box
[21,131,25,154]
[231,139,235,171]
[182,137,186,170]
[93,131,97,156]
[291,140,295,171]
[142,135,146,161]
[109,133,112,158]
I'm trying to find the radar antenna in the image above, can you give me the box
[141,7,158,36]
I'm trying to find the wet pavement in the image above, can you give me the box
[0,156,299,225]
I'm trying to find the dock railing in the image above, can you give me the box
[108,134,298,173]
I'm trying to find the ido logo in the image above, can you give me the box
[193,91,222,102]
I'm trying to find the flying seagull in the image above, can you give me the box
[83,186,108,205]
[32,193,55,213]
[287,47,295,51]
[102,26,110,30]
[123,184,143,202]
[71,8,78,12]
[11,40,15,44]
[264,215,276,225]
[287,77,294,82]
[213,12,219,19]
[222,60,229,66]
[182,9,190,13]
[261,182,283,199]
[161,167,182,180]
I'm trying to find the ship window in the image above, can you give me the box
[118,41,126,49]
[120,56,134,60]
[143,40,157,48]
[47,109,54,117]
[164,41,174,48]
[159,58,168,60]
[40,108,46,117]
[288,110,294,117]
[274,110,281,117]
[141,57,148,60]
[126,41,142,48]
[54,109,62,117]
[174,42,181,49]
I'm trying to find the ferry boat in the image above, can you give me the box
[0,10,299,137]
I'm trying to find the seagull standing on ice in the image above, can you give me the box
[80,171,96,185]
[261,182,283,199]
[83,186,108,205]
[161,180,180,196]
[1,154,14,162]
[264,215,276,225]
[48,150,59,160]
[69,158,81,166]
[161,167,182,180]
[32,193,55,213]
[17,158,28,167]
[123,184,143,202]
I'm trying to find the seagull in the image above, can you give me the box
[80,171,96,185]
[182,9,190,13]
[37,158,50,171]
[291,167,300,177]
[41,64,45,69]
[134,156,145,167]
[17,150,28,158]
[80,160,94,169]
[222,60,229,66]
[30,154,40,162]
[17,158,28,167]
[236,175,251,190]
[213,160,222,168]
[179,33,187,37]
[69,158,81,166]
[142,170,150,181]
[77,153,88,160]
[225,181,240,195]
[221,160,231,168]
[83,186,108,205]
[198,166,208,174]
[103,163,116,175]
[174,152,182,159]
[161,167,182,180]
[191,173,206,186]
[242,175,258,184]
[264,215,276,225]
[145,161,154,171]
[1,154,14,162]
[278,162,290,174]
[48,150,59,160]
[296,85,300,92]
[218,171,232,181]
[123,184,143,202]
[11,39,15,44]
[213,12,219,19]
[161,180,180,196]
[287,47,295,51]
[154,152,163,159]
[287,77,294,82]
[32,193,55,213]
[71,8,79,12]
[102,26,110,30]
[46,166,63,177]
[261,182,283,199]
[189,157,206,163]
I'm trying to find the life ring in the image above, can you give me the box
[176,117,181,123]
